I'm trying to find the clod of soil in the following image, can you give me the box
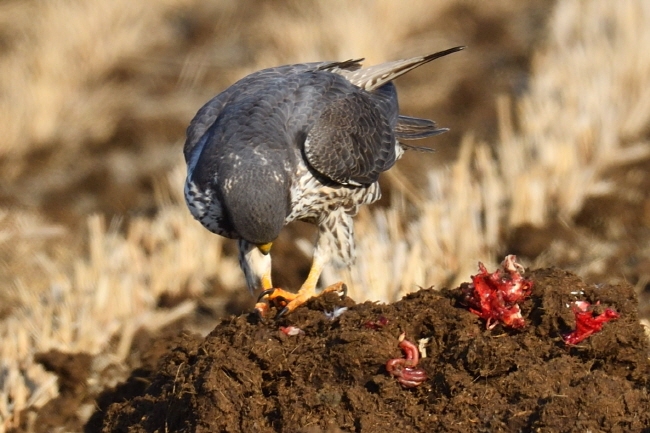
[60,269,650,432]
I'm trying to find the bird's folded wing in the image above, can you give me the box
[303,92,395,186]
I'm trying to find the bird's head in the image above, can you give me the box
[219,164,290,245]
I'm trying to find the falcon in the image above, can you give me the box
[184,46,464,317]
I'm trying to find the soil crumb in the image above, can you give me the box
[35,269,650,432]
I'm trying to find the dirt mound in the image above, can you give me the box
[69,268,646,433]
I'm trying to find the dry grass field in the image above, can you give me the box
[1,0,650,431]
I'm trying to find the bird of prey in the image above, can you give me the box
[184,46,464,317]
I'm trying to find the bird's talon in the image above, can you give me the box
[257,288,276,303]
[256,287,296,317]
[275,306,291,319]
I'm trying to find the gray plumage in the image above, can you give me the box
[184,46,464,300]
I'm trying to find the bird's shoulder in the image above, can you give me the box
[197,68,361,145]
[185,61,374,154]
[184,59,399,188]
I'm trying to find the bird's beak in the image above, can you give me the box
[257,242,273,255]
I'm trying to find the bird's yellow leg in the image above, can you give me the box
[292,254,327,300]
[270,256,325,314]
[252,242,319,316]
[253,242,280,316]
[260,252,346,317]
[254,251,324,316]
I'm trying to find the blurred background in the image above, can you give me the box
[2,0,650,430]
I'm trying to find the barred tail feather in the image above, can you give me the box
[347,46,465,91]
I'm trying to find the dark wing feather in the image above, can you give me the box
[318,58,365,73]
[303,89,395,186]
[395,115,448,140]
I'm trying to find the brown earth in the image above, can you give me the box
[18,267,650,433]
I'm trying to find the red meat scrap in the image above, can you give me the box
[363,315,389,330]
[279,326,304,336]
[461,255,533,329]
[563,300,620,345]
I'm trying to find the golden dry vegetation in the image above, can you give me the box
[1,0,650,431]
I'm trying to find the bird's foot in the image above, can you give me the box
[254,288,295,317]
[254,282,347,319]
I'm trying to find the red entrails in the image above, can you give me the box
[461,255,533,329]
[563,301,620,345]
[364,315,389,330]
[279,326,303,336]
[385,333,427,388]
